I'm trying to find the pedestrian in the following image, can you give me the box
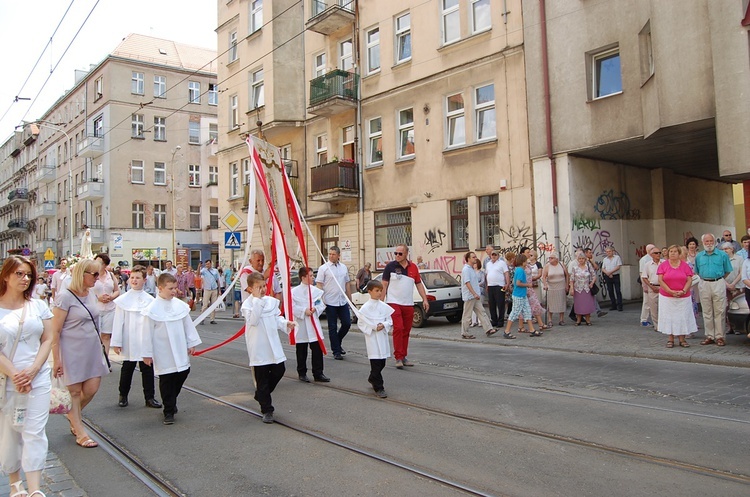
[50,259,69,302]
[721,230,742,254]
[382,244,430,368]
[584,248,607,318]
[184,266,195,306]
[33,276,49,303]
[460,253,496,338]
[722,242,743,334]
[656,245,696,348]
[638,244,657,327]
[111,265,161,410]
[542,252,568,326]
[694,233,732,346]
[416,256,428,270]
[291,267,329,383]
[355,262,372,293]
[525,252,548,331]
[316,246,352,361]
[240,250,280,302]
[93,253,120,356]
[685,237,701,323]
[241,272,295,424]
[200,260,221,325]
[162,260,178,276]
[357,280,394,399]
[469,258,486,327]
[141,273,202,425]
[485,250,510,328]
[175,264,190,304]
[641,246,662,330]
[601,246,623,311]
[0,256,54,497]
[570,250,596,326]
[503,253,536,338]
[504,252,516,317]
[144,265,157,297]
[193,267,203,307]
[233,273,242,318]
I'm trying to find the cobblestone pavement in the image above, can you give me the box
[0,451,86,497]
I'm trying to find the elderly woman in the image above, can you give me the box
[355,263,372,293]
[569,250,596,325]
[657,245,697,347]
[52,259,110,449]
[542,252,568,326]
[460,252,497,339]
[0,256,54,497]
[93,253,120,355]
[524,252,549,330]
[601,246,623,311]
[722,242,744,334]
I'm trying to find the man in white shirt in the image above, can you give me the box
[50,259,68,301]
[639,244,656,326]
[163,260,178,276]
[601,246,623,311]
[316,246,351,360]
[641,246,662,330]
[485,250,510,327]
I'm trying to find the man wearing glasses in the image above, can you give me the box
[722,230,742,254]
[641,246,663,331]
[382,245,429,369]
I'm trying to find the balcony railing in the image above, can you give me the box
[77,179,105,199]
[309,70,358,107]
[8,188,29,205]
[310,160,359,200]
[307,0,355,35]
[36,164,56,183]
[77,134,104,158]
[8,218,29,232]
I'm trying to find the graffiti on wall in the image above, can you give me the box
[594,190,640,220]
[572,230,615,259]
[424,227,447,254]
[633,244,647,259]
[572,212,601,232]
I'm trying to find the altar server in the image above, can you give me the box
[358,280,394,398]
[291,267,329,383]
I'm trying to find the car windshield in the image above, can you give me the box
[422,271,459,289]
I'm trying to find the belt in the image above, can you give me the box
[701,278,721,282]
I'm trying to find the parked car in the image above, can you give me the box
[351,270,462,327]
[727,293,749,334]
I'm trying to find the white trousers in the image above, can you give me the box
[461,299,492,335]
[698,279,726,339]
[0,383,51,474]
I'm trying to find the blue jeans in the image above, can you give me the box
[326,304,351,356]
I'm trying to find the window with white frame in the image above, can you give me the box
[209,206,219,229]
[230,161,239,197]
[188,164,201,187]
[398,108,415,158]
[366,27,380,74]
[95,205,102,226]
[250,69,264,108]
[395,13,411,63]
[446,93,465,147]
[250,0,263,32]
[341,125,355,161]
[188,121,200,144]
[154,75,166,98]
[154,204,167,229]
[154,117,166,141]
[591,46,622,99]
[131,160,144,183]
[230,95,239,129]
[209,123,218,143]
[314,53,326,77]
[132,203,145,229]
[229,31,238,63]
[242,158,251,185]
[316,134,328,165]
[188,81,200,103]
[131,114,144,138]
[471,0,491,33]
[340,39,353,71]
[475,84,496,140]
[94,77,103,100]
[368,117,383,166]
[93,116,103,137]
[208,83,218,105]
[208,165,218,185]
[131,72,144,94]
[154,162,166,185]
[189,205,201,230]
[442,0,460,44]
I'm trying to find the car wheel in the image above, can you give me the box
[412,305,425,328]
[446,313,461,323]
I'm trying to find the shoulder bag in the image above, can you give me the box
[69,292,111,370]
[0,303,27,404]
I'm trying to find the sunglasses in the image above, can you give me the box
[85,271,100,278]
[394,252,404,256]
[14,271,32,279]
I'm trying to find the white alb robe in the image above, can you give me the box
[358,299,394,360]
[291,284,325,344]
[241,295,291,366]
[110,289,154,361]
[141,297,202,375]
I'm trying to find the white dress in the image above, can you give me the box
[141,297,202,376]
[358,300,394,360]
[93,272,118,334]
[241,295,291,366]
[80,229,93,259]
[291,284,325,344]
[111,289,155,361]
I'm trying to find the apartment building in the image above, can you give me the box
[0,34,219,270]
[217,0,531,277]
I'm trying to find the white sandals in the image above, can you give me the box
[28,492,46,497]
[10,481,28,497]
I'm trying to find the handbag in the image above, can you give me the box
[0,303,27,404]
[49,374,71,414]
[591,283,600,296]
[69,292,111,370]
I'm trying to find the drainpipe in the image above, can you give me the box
[354,1,365,270]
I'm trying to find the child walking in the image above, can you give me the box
[357,280,394,398]
[504,254,539,339]
[241,272,295,424]
[142,273,202,425]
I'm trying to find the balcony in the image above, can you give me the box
[33,201,57,219]
[36,164,56,184]
[308,70,359,117]
[307,0,355,35]
[35,238,57,255]
[77,135,103,158]
[7,188,29,205]
[206,182,219,200]
[77,179,104,200]
[8,218,29,233]
[86,225,106,244]
[309,160,359,202]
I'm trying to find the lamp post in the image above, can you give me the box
[170,145,181,262]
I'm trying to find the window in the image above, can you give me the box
[375,209,412,249]
[367,117,383,166]
[395,13,411,63]
[208,83,218,105]
[229,31,238,63]
[340,39,353,71]
[154,75,166,98]
[316,134,328,165]
[475,84,496,140]
[242,158,252,185]
[209,206,219,229]
[131,160,144,183]
[154,162,166,185]
[154,117,166,141]
[188,81,200,103]
[446,93,465,147]
[93,116,103,137]
[189,205,201,230]
[479,194,499,246]
[471,0,491,33]
[250,0,263,32]
[342,125,355,161]
[591,46,622,99]
[188,164,201,187]
[320,224,340,259]
[450,199,469,250]
[94,77,103,100]
[95,206,102,226]
[188,121,201,144]
[442,0,460,44]
[230,95,239,129]
[131,114,144,138]
[154,204,167,229]
[132,203,145,229]
[131,72,144,94]
[230,162,239,197]
[208,165,218,185]
[209,123,218,143]
[366,28,380,74]
[250,69,264,108]
[314,52,326,77]
[398,108,415,158]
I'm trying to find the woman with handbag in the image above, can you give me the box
[0,255,55,497]
[51,259,110,449]
[569,250,596,326]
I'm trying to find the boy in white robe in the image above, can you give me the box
[142,273,202,425]
[111,265,161,409]
[241,272,295,424]
[358,280,395,398]
[291,267,329,383]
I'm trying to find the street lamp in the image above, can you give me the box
[170,145,181,262]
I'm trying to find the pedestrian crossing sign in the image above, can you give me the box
[44,260,55,270]
[225,231,241,249]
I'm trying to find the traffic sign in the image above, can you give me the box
[44,260,55,270]
[225,231,241,249]
[44,248,55,260]
[221,210,243,231]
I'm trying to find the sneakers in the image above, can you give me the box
[333,354,343,360]
[402,358,414,367]
[163,414,175,425]
[597,311,608,318]
[118,395,128,407]
[262,412,274,424]
[640,321,652,327]
[376,390,388,398]
[395,359,404,369]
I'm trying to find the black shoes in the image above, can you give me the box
[163,414,175,425]
[376,390,388,398]
[299,375,311,383]
[340,349,346,355]
[262,412,274,424]
[145,398,162,409]
[334,354,343,360]
[314,374,331,382]
[118,396,128,407]
[210,320,217,324]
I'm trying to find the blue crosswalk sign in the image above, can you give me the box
[225,231,241,249]
[44,260,55,269]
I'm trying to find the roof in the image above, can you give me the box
[111,33,217,74]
